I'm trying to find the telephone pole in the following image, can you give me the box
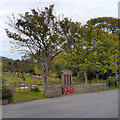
[115,54,117,80]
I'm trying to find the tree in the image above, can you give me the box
[2,57,14,72]
[48,53,68,78]
[63,24,94,84]
[13,59,20,72]
[5,5,73,94]
[87,17,119,78]
[87,17,120,36]
[64,23,117,84]
[7,61,13,71]
[34,64,41,75]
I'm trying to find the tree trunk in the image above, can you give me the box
[42,74,47,94]
[84,71,88,85]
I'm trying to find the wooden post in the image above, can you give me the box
[19,83,20,92]
[27,84,29,92]
[24,83,25,91]
[30,84,32,91]
[14,82,16,92]
[29,84,31,92]
[28,84,29,91]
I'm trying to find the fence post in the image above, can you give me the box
[28,84,29,92]
[29,83,31,92]
[24,83,25,91]
[14,82,16,92]
[19,83,20,92]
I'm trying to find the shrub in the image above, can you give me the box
[2,78,7,84]
[106,76,118,87]
[77,71,84,81]
[17,72,19,77]
[117,74,120,82]
[20,73,25,81]
[2,85,13,103]
[28,68,35,75]
[31,87,40,93]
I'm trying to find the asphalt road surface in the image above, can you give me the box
[2,89,118,118]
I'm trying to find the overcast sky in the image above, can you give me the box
[0,0,119,60]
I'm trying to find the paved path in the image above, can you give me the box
[2,89,118,118]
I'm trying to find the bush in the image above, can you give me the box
[106,76,118,87]
[110,77,116,86]
[77,71,84,81]
[20,73,25,81]
[17,72,19,77]
[28,68,35,75]
[2,85,13,103]
[2,78,7,84]
[31,87,40,93]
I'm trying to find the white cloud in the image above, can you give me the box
[0,0,119,60]
[1,0,119,3]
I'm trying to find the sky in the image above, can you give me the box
[0,0,119,60]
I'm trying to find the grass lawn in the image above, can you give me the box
[2,72,62,86]
[0,73,1,86]
[2,73,21,84]
[14,91,49,103]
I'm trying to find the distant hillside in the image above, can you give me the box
[0,56,15,64]
[0,57,15,72]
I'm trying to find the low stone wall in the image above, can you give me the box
[74,84,108,94]
[45,85,62,97]
[45,84,108,97]
[2,99,8,105]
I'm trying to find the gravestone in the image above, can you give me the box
[61,70,73,85]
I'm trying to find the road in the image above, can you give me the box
[2,89,118,118]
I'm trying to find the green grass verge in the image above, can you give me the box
[14,91,49,103]
[100,86,120,92]
[2,73,43,84]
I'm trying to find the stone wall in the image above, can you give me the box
[45,85,62,97]
[45,84,108,97]
[74,84,108,94]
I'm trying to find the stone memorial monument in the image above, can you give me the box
[61,70,73,85]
